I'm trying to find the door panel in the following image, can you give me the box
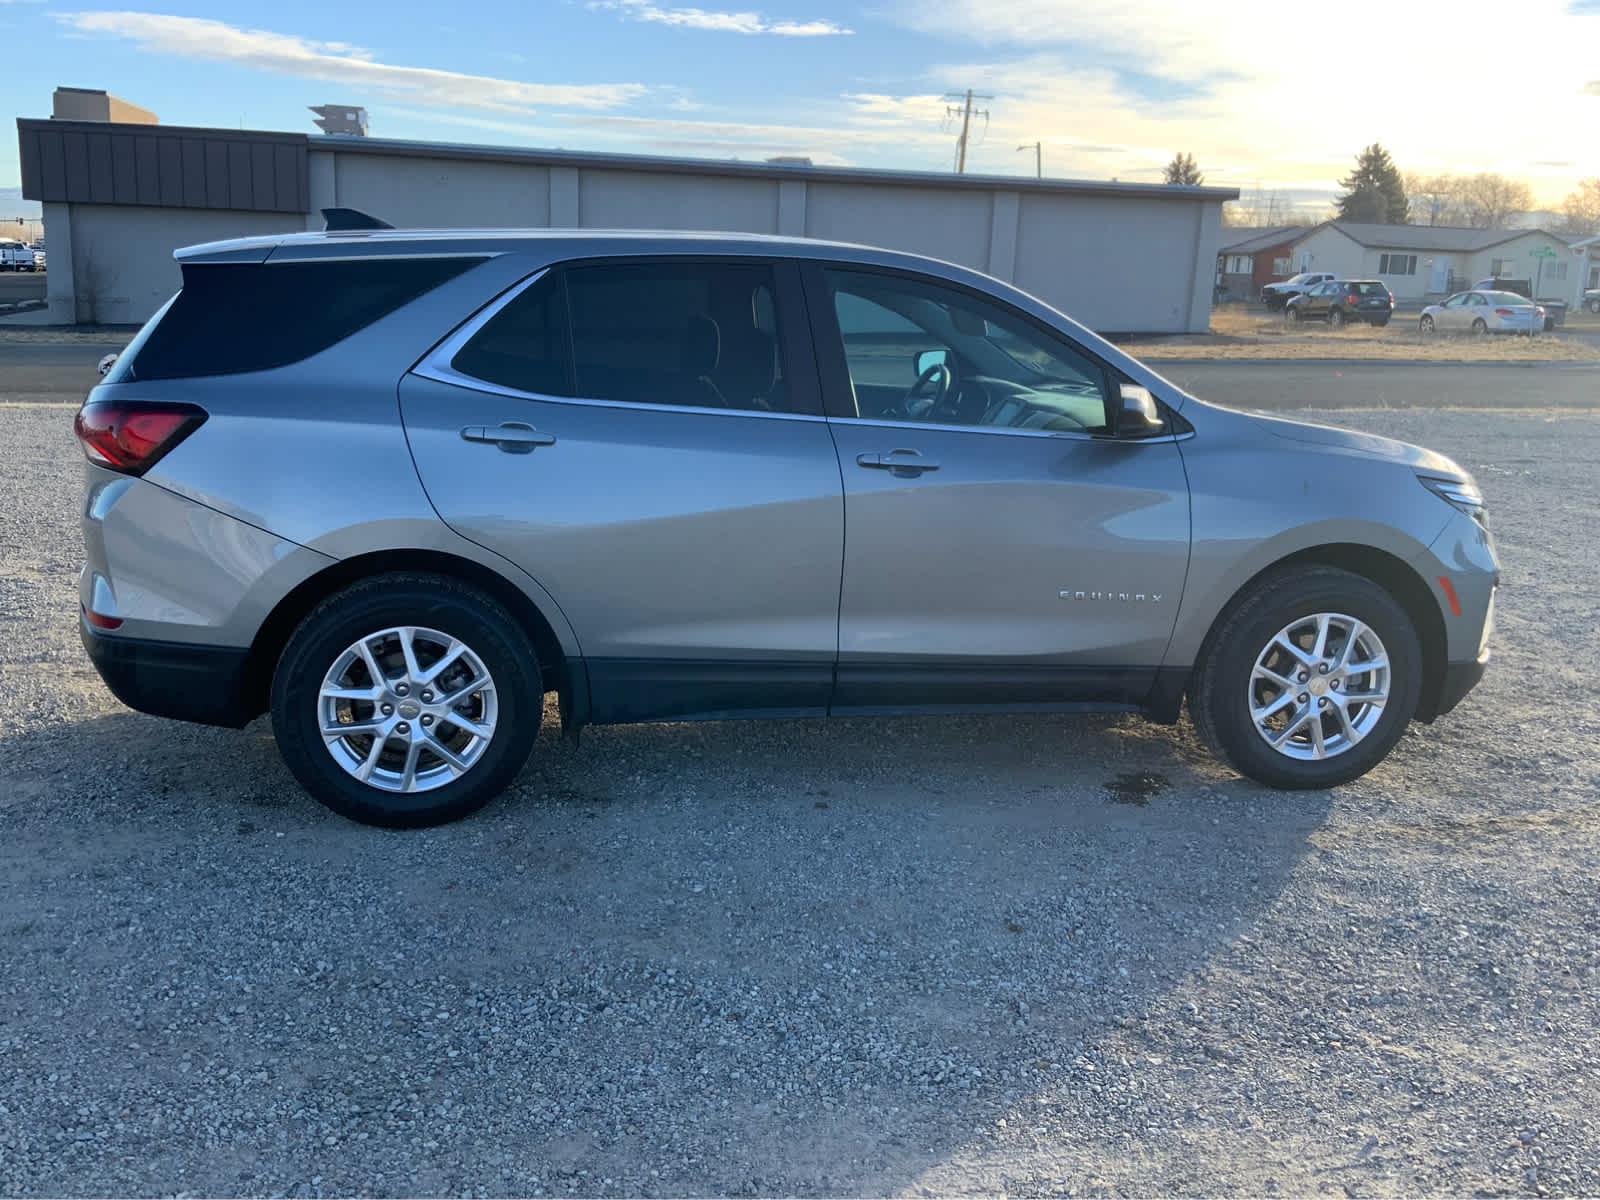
[807,264,1191,710]
[399,258,844,722]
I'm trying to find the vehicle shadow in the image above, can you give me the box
[3,705,1333,1196]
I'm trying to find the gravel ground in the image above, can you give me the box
[2,396,1598,1198]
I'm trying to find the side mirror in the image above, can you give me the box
[913,348,949,377]
[1116,383,1165,437]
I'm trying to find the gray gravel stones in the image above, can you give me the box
[2,398,1598,1196]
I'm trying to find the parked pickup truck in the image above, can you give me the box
[1261,271,1336,309]
[0,241,38,272]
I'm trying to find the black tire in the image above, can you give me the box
[1471,318,1487,335]
[270,573,543,828]
[1419,314,1435,335]
[1588,298,1600,314]
[1285,305,1302,323]
[1370,318,1389,327]
[1188,567,1422,790]
[1328,308,1345,328]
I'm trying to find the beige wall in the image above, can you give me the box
[45,146,1231,331]
[45,202,303,325]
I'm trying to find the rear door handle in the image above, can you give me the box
[460,422,557,453]
[856,448,940,476]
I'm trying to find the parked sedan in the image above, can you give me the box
[1285,279,1394,327]
[1419,291,1545,336]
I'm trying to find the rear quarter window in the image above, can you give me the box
[127,256,484,380]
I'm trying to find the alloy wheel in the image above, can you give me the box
[1247,612,1390,761]
[317,625,498,792]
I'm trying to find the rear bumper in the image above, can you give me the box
[80,618,255,728]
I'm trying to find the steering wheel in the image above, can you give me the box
[896,362,952,420]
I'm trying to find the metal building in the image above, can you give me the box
[15,115,1237,331]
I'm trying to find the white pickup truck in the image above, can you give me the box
[1260,271,1336,310]
[0,241,39,272]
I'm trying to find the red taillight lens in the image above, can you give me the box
[1348,294,1359,306]
[74,401,207,475]
[1494,308,1515,317]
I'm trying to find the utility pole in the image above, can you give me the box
[1017,141,1041,178]
[942,89,992,173]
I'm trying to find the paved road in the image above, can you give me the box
[0,271,47,304]
[4,338,1598,412]
[1156,360,1600,411]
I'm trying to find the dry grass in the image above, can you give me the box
[1129,307,1600,362]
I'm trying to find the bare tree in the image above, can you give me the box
[1404,172,1457,225]
[1559,178,1600,237]
[1455,173,1536,229]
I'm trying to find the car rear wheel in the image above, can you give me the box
[1370,317,1390,327]
[270,573,542,828]
[1286,306,1302,323]
[1588,298,1600,314]
[1471,318,1488,335]
[1189,567,1422,790]
[1328,308,1346,328]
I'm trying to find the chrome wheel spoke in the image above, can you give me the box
[355,639,387,688]
[442,672,491,701]
[1309,613,1331,661]
[398,627,425,681]
[397,738,423,792]
[322,717,385,740]
[1251,689,1297,723]
[419,642,468,685]
[422,731,471,772]
[1308,716,1327,758]
[1269,709,1312,748]
[354,735,386,783]
[1252,663,1297,691]
[321,684,383,703]
[442,710,494,740]
[1274,634,1316,667]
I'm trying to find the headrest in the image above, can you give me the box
[681,314,720,374]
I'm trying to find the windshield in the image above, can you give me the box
[1283,273,1316,285]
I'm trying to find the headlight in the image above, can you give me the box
[1418,474,1487,527]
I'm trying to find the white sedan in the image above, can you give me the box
[1419,290,1544,336]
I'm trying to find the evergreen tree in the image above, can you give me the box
[1336,144,1409,224]
[1163,152,1204,186]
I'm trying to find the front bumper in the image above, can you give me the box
[1428,652,1489,720]
[81,617,255,728]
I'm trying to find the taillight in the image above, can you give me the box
[1494,308,1515,317]
[74,401,207,475]
[1347,294,1359,306]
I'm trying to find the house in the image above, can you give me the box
[1568,235,1599,308]
[1273,222,1575,304]
[1215,226,1300,299]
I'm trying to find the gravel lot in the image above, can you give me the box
[2,390,1598,1197]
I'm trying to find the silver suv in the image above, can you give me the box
[76,229,1498,827]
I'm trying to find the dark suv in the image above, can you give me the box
[1285,280,1394,327]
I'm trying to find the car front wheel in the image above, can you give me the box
[270,573,543,828]
[1189,567,1422,790]
[1328,308,1346,328]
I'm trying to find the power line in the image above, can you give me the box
[942,90,992,174]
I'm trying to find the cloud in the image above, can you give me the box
[57,11,649,112]
[873,1,1600,204]
[590,0,850,35]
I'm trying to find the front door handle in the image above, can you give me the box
[460,422,557,453]
[857,448,940,476]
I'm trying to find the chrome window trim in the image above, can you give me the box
[829,416,1195,445]
[413,267,826,424]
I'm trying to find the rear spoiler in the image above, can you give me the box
[321,208,394,232]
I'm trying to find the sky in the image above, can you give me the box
[3,0,1598,219]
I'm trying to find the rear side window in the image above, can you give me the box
[449,260,794,414]
[1352,283,1388,295]
[127,257,482,380]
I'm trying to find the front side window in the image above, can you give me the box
[452,260,791,413]
[825,268,1110,434]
